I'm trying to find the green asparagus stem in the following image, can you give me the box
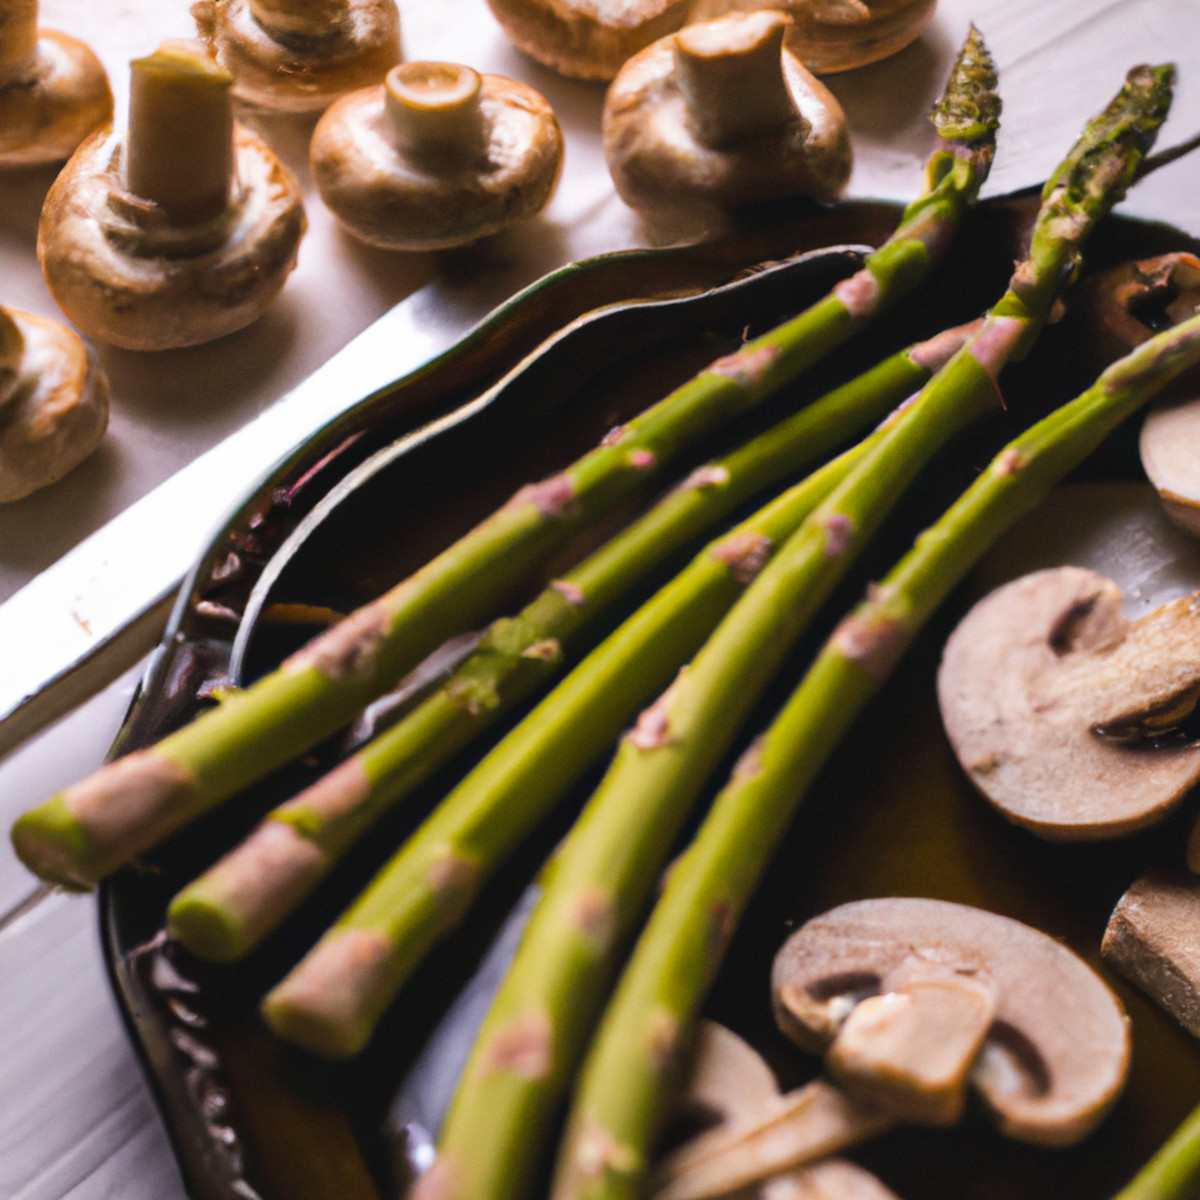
[413,60,1168,1200]
[555,305,1200,1200]
[1112,1099,1200,1200]
[169,327,973,963]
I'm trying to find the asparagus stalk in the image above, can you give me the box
[555,303,1200,1200]
[413,62,1169,1200]
[168,325,976,963]
[1112,1099,1200,1200]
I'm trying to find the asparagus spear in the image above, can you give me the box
[555,303,1200,1200]
[168,324,976,963]
[412,62,1170,1200]
[1112,1099,1200,1200]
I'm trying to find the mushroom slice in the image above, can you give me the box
[938,566,1200,839]
[603,12,851,221]
[310,61,563,251]
[772,898,1131,1146]
[0,305,109,501]
[0,0,113,166]
[1103,872,1200,1039]
[677,1020,783,1130]
[192,0,401,113]
[761,1160,902,1200]
[38,41,305,351]
[484,0,691,82]
[686,0,937,74]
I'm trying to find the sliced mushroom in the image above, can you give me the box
[0,0,113,165]
[484,0,691,81]
[1103,872,1200,1039]
[937,566,1200,840]
[192,0,401,113]
[603,13,851,222]
[310,61,563,251]
[0,304,108,501]
[37,40,305,351]
[686,0,937,74]
[772,898,1131,1146]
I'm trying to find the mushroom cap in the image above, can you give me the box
[0,308,109,502]
[1141,394,1200,538]
[602,13,852,218]
[0,31,113,166]
[772,898,1131,1147]
[37,123,306,351]
[191,0,401,113]
[937,566,1200,840]
[686,0,937,74]
[484,0,691,81]
[310,67,563,250]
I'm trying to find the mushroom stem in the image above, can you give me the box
[384,61,487,165]
[673,12,796,147]
[125,41,234,227]
[0,0,37,84]
[0,306,25,409]
[169,326,972,965]
[247,0,348,39]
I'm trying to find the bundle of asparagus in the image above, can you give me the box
[407,61,1173,1200]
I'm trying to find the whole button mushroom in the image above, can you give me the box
[771,898,1131,1147]
[937,566,1200,840]
[37,40,306,352]
[0,0,112,166]
[0,305,108,501]
[310,61,564,251]
[686,0,938,75]
[192,0,401,113]
[603,12,852,222]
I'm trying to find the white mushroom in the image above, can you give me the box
[0,0,112,166]
[937,566,1200,840]
[37,40,306,351]
[603,12,851,222]
[191,0,401,113]
[0,305,108,501]
[686,0,937,75]
[310,61,563,250]
[483,0,691,81]
[771,898,1131,1146]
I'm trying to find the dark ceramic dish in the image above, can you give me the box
[100,198,1200,1200]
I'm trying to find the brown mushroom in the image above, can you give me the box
[685,0,937,75]
[771,898,1130,1146]
[37,41,306,351]
[483,0,691,81]
[1103,872,1200,1039]
[937,566,1200,840]
[0,305,108,501]
[192,0,401,113]
[602,12,851,222]
[309,61,563,250]
[0,0,112,166]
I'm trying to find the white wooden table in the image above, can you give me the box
[4,1,1200,1197]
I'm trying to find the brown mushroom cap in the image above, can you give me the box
[484,0,691,81]
[937,566,1200,840]
[602,12,851,220]
[310,62,563,251]
[0,307,108,501]
[0,29,113,166]
[37,123,306,350]
[191,0,401,113]
[686,0,937,74]
[772,898,1131,1146]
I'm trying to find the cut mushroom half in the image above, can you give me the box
[0,0,113,166]
[602,12,851,222]
[658,1020,900,1200]
[192,0,401,113]
[37,40,306,350]
[937,566,1200,839]
[310,61,563,250]
[0,305,109,501]
[771,898,1131,1147]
